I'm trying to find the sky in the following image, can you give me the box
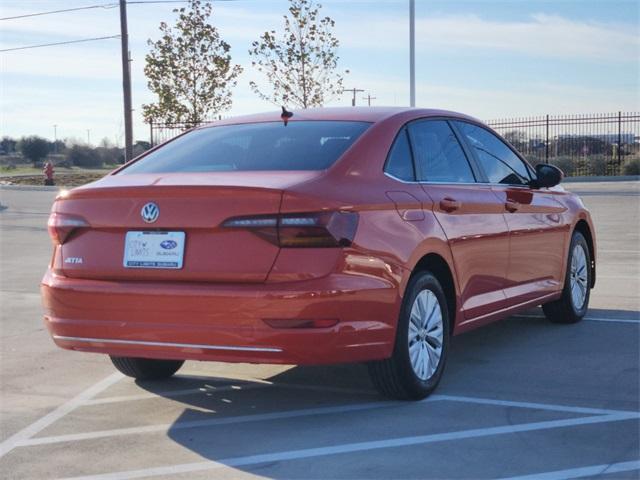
[1,0,639,146]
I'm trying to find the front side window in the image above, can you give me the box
[408,120,476,183]
[384,129,415,181]
[121,121,371,173]
[454,121,531,185]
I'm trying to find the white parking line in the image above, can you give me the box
[431,394,629,416]
[0,372,123,459]
[25,391,636,448]
[22,400,401,447]
[500,459,640,480]
[22,391,636,448]
[514,314,639,324]
[61,412,640,480]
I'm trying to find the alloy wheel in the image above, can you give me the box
[570,243,588,310]
[408,290,444,381]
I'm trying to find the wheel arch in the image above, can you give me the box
[411,253,457,334]
[574,219,596,288]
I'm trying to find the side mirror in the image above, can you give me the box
[532,164,563,188]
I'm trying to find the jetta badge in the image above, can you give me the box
[141,202,159,223]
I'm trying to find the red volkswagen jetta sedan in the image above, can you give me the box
[42,107,596,399]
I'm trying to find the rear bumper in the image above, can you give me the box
[41,269,399,364]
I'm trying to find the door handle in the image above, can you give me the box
[439,197,461,212]
[505,200,520,213]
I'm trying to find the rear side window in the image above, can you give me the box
[454,121,531,185]
[384,129,415,181]
[408,120,476,183]
[121,121,371,173]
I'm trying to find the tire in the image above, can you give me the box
[542,231,591,324]
[110,356,184,380]
[368,271,450,400]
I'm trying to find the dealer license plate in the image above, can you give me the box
[123,231,185,269]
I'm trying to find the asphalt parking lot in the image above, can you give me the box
[0,181,638,479]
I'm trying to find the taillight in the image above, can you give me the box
[47,213,89,245]
[222,211,358,248]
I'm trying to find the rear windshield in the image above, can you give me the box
[120,121,371,173]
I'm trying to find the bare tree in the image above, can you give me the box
[249,0,348,109]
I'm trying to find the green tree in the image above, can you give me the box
[1,136,17,155]
[249,0,348,109]
[142,0,242,125]
[18,136,49,167]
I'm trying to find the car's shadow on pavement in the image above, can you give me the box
[130,309,638,477]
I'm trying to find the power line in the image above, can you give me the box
[0,35,121,53]
[0,0,239,21]
[0,4,118,21]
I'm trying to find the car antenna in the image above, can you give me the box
[281,106,293,126]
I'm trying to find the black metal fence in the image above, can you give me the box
[486,112,640,176]
[149,112,640,177]
[149,121,203,147]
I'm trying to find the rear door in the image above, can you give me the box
[453,121,569,305]
[408,119,511,322]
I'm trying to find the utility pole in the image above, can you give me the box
[53,124,57,154]
[409,0,416,107]
[362,94,377,106]
[119,0,133,162]
[87,129,91,145]
[345,87,364,106]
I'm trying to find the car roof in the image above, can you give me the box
[200,107,482,127]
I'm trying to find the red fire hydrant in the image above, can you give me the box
[43,161,55,186]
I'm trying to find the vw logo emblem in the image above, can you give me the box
[141,202,159,223]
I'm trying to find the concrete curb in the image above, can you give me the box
[0,185,62,192]
[563,175,640,183]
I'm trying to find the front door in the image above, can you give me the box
[453,121,569,306]
[492,185,569,304]
[407,119,511,323]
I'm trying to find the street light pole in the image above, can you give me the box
[119,0,133,162]
[409,0,416,107]
[53,124,57,154]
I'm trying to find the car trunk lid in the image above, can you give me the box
[54,172,320,282]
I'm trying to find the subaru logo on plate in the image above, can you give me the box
[160,240,177,250]
[141,202,159,223]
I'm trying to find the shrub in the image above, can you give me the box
[589,155,607,176]
[67,145,103,168]
[549,156,575,177]
[623,157,640,176]
[95,146,122,166]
